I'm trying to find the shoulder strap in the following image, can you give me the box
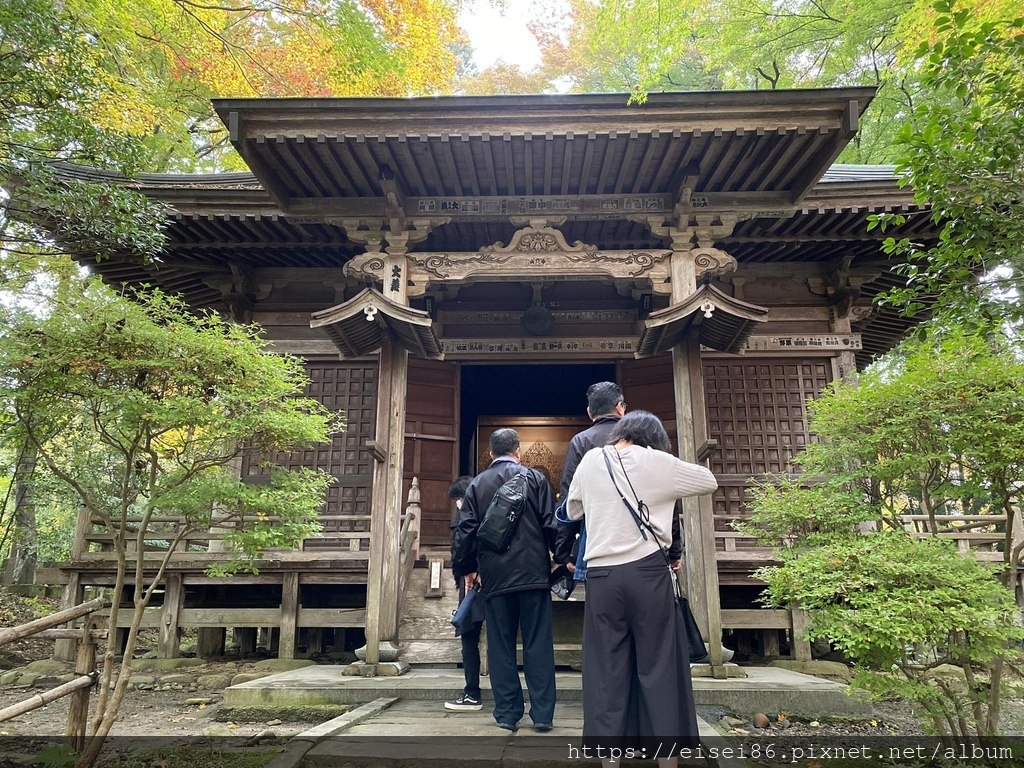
[600,448,673,568]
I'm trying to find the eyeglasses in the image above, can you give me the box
[619,401,627,411]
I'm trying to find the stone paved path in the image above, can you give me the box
[301,700,722,767]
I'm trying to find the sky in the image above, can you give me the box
[458,0,545,71]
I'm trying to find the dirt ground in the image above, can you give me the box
[0,589,326,743]
[0,679,322,741]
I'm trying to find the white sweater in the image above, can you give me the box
[566,445,718,568]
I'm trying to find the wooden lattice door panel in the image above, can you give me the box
[703,358,832,531]
[240,361,377,543]
[404,359,459,547]
[618,354,678,452]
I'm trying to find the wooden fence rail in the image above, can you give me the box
[0,598,104,752]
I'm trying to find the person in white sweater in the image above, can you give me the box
[567,410,718,768]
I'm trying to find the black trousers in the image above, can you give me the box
[484,588,556,726]
[582,551,699,754]
[461,620,483,698]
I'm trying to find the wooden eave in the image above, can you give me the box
[635,284,769,356]
[213,89,876,211]
[310,288,442,360]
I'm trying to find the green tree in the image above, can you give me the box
[0,0,169,290]
[874,1,1024,323]
[742,329,1024,741]
[525,0,1020,163]
[0,283,340,768]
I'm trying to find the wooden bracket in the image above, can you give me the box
[697,439,718,463]
[366,440,387,463]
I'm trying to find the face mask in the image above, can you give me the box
[455,499,463,510]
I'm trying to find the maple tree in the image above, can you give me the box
[513,0,1021,162]
[459,61,551,95]
[53,0,466,171]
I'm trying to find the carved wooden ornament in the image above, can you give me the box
[343,225,672,295]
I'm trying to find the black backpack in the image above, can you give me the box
[476,467,529,553]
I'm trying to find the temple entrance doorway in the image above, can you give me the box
[460,362,616,485]
[459,362,617,662]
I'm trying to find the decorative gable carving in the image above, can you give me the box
[344,224,672,295]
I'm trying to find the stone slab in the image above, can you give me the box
[294,696,399,744]
[303,702,719,768]
[223,666,871,718]
[305,735,510,768]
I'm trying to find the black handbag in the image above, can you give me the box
[477,466,529,552]
[549,563,576,600]
[601,449,708,663]
[678,595,708,663]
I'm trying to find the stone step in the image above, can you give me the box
[302,700,709,768]
[224,666,872,720]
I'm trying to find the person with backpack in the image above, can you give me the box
[451,428,558,732]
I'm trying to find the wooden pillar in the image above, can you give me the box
[56,506,92,661]
[669,239,726,676]
[687,335,725,671]
[66,622,95,753]
[307,627,323,656]
[761,629,781,659]
[279,572,299,660]
[364,334,409,668]
[197,628,225,659]
[53,572,84,662]
[673,340,726,673]
[157,574,183,659]
[790,607,813,661]
[236,627,257,656]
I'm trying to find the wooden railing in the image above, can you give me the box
[900,514,1009,559]
[0,598,106,751]
[710,513,1016,565]
[396,479,421,625]
[74,512,386,561]
[706,511,1018,660]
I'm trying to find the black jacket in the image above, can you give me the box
[554,415,682,564]
[452,457,557,598]
[554,415,620,564]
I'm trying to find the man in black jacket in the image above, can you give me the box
[554,381,625,568]
[452,428,557,732]
[554,382,684,572]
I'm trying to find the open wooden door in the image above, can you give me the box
[403,359,459,546]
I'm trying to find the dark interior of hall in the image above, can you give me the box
[457,362,615,474]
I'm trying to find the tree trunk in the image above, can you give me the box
[10,443,39,585]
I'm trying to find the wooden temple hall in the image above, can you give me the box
[57,88,941,671]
